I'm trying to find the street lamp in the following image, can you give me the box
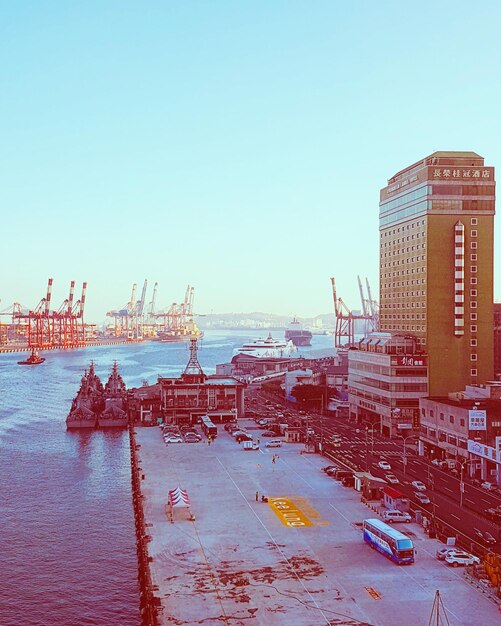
[459,459,475,507]
[396,432,417,475]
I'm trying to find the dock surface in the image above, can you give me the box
[136,420,501,625]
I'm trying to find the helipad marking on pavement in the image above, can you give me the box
[268,497,313,527]
[365,587,382,600]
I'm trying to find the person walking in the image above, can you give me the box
[272,455,276,464]
[255,491,259,502]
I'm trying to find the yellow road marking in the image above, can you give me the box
[268,497,313,527]
[365,587,382,600]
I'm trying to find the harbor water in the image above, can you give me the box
[0,330,334,626]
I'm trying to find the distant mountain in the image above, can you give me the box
[197,312,335,330]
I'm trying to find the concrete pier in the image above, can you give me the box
[134,420,501,625]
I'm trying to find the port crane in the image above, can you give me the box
[357,276,380,337]
[10,278,87,349]
[330,277,378,348]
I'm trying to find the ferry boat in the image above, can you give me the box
[17,349,45,366]
[234,334,297,359]
[66,361,128,429]
[284,317,312,347]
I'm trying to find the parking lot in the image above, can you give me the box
[136,419,501,625]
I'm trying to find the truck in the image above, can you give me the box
[242,440,259,450]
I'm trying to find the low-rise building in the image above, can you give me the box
[419,382,501,484]
[348,333,428,437]
[129,339,245,425]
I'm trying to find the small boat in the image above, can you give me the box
[18,350,46,366]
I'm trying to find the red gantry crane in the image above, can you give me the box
[330,277,377,348]
[12,278,87,349]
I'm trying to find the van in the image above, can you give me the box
[265,439,283,448]
[382,509,412,523]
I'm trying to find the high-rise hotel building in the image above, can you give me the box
[379,151,495,396]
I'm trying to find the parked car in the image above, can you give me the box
[414,492,431,505]
[184,432,201,442]
[164,436,183,443]
[382,510,411,523]
[232,430,249,439]
[411,481,427,491]
[378,461,391,470]
[265,439,283,448]
[322,465,338,474]
[385,474,400,485]
[261,430,275,437]
[224,422,238,432]
[436,547,457,561]
[481,481,494,491]
[233,430,252,443]
[445,552,480,567]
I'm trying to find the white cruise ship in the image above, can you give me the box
[234,334,297,359]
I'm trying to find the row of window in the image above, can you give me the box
[381,232,426,247]
[382,219,427,235]
[382,324,426,332]
[382,269,427,278]
[421,426,468,449]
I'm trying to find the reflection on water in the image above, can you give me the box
[0,330,334,625]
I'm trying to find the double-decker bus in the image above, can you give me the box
[200,415,217,439]
[363,518,414,565]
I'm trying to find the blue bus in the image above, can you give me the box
[363,518,414,565]
[200,415,217,439]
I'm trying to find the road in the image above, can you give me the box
[246,387,501,555]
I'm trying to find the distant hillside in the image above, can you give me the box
[197,312,335,330]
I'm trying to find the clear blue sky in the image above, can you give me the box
[1,1,500,322]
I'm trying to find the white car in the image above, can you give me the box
[164,436,183,443]
[378,461,391,470]
[445,552,480,567]
[265,439,283,448]
[385,474,399,484]
[382,510,411,523]
[414,492,430,505]
[411,481,427,491]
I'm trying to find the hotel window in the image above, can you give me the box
[449,415,454,424]
[471,354,477,361]
[471,266,477,273]
[471,369,478,376]
[440,412,444,421]
[471,301,477,309]
[470,254,477,261]
[471,325,477,332]
[471,218,478,226]
[471,313,477,321]
[471,230,477,237]
[471,241,477,249]
[460,418,465,427]
[470,289,477,297]
[471,339,477,347]
[471,277,477,285]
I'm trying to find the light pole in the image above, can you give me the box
[397,432,416,475]
[459,459,475,507]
